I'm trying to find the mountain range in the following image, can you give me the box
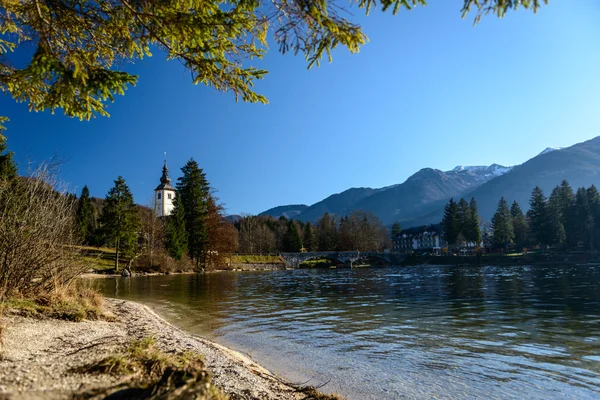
[258,137,600,228]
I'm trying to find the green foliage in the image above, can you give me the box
[442,198,460,247]
[99,176,141,270]
[391,221,402,239]
[166,192,188,261]
[283,220,303,252]
[0,1,548,120]
[491,197,514,249]
[461,0,548,22]
[546,181,573,247]
[317,212,338,251]
[176,159,210,266]
[76,185,96,244]
[510,200,528,249]
[0,133,17,181]
[303,221,317,252]
[466,197,482,245]
[527,186,549,247]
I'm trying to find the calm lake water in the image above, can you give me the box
[96,265,600,399]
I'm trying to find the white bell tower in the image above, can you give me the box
[154,158,176,217]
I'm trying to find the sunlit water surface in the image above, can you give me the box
[96,265,600,399]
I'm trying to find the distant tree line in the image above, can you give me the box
[442,180,600,252]
[235,210,390,253]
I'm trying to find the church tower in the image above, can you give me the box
[154,161,176,217]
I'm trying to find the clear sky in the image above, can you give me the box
[2,1,600,215]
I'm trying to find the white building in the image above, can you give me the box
[154,161,176,217]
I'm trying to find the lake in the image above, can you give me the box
[96,265,600,399]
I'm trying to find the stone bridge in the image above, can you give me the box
[280,251,405,269]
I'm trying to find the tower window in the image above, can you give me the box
[168,193,172,200]
[157,193,161,200]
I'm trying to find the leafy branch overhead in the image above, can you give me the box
[0,0,548,120]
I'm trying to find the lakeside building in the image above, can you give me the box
[392,225,447,254]
[154,161,176,217]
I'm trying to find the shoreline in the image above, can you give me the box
[0,298,331,399]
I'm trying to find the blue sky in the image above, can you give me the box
[2,1,600,215]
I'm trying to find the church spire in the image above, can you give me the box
[160,160,171,185]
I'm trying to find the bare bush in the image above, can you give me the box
[0,162,84,300]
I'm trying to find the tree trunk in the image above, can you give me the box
[115,239,120,272]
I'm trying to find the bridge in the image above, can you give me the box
[280,251,405,269]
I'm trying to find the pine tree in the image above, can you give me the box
[391,222,402,240]
[491,197,514,250]
[76,185,96,244]
[0,2,545,124]
[99,176,141,271]
[466,197,482,246]
[283,220,302,252]
[442,198,460,248]
[587,185,600,251]
[547,186,567,247]
[0,134,17,181]
[527,186,548,247]
[176,159,210,267]
[165,192,188,261]
[457,198,471,246]
[510,201,528,249]
[303,221,317,252]
[566,187,589,249]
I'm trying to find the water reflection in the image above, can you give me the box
[97,265,600,399]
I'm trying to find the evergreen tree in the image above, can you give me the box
[165,192,188,261]
[442,198,460,248]
[99,176,141,271]
[0,134,17,181]
[391,222,402,240]
[510,201,528,249]
[491,197,514,250]
[457,198,471,245]
[527,186,548,247]
[465,197,482,246]
[547,186,567,247]
[587,185,600,251]
[75,185,96,244]
[566,187,589,249]
[0,2,546,123]
[176,159,210,267]
[303,221,317,252]
[283,220,302,252]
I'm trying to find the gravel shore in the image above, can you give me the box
[0,298,312,399]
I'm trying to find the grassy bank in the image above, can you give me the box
[230,254,285,264]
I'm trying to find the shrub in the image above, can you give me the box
[0,162,85,300]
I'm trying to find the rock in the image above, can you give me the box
[120,269,131,277]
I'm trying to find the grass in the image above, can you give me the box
[1,282,110,322]
[80,337,226,399]
[296,386,344,400]
[76,245,117,272]
[231,254,285,264]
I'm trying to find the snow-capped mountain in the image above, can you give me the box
[538,147,564,156]
[451,164,512,176]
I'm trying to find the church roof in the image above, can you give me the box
[155,161,175,191]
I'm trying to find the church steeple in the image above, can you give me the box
[154,157,176,217]
[160,161,171,185]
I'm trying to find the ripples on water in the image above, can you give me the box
[98,265,600,399]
